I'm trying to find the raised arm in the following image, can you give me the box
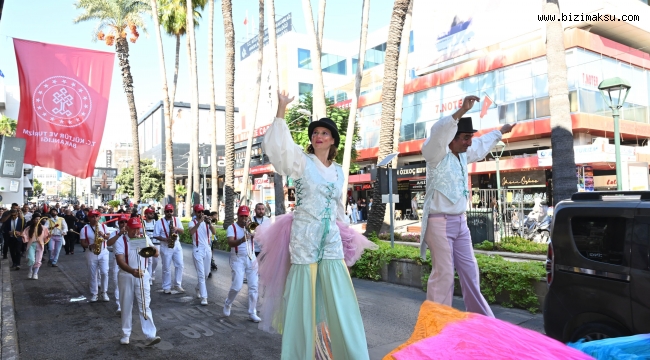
[466,123,516,164]
[421,96,480,165]
[261,90,307,179]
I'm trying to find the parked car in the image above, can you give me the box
[544,191,650,342]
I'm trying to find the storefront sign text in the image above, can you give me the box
[396,164,427,179]
[500,170,546,188]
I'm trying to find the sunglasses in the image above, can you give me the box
[165,210,174,213]
[118,221,127,225]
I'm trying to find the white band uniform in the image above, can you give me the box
[153,217,184,292]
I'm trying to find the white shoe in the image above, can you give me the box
[249,313,261,323]
[27,270,33,279]
[223,303,231,316]
[33,273,38,280]
[163,289,171,294]
[101,293,109,302]
[201,298,208,306]
[195,286,201,299]
[90,294,98,302]
[120,336,129,345]
[116,309,121,316]
[175,286,185,293]
[145,336,161,346]
[149,280,153,286]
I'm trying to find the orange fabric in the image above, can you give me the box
[383,301,470,360]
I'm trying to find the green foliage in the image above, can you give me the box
[107,200,121,209]
[351,233,545,312]
[378,232,420,243]
[0,115,17,136]
[284,92,361,172]
[179,220,227,250]
[115,159,164,201]
[473,237,548,255]
[32,178,44,197]
[175,184,187,197]
[158,0,206,37]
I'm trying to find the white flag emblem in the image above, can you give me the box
[32,76,93,128]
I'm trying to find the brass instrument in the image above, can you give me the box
[135,246,155,320]
[39,218,52,244]
[246,221,258,234]
[92,224,104,255]
[244,220,257,260]
[167,220,178,249]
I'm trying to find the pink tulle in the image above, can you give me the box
[392,314,594,360]
[255,213,377,334]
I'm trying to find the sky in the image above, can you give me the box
[0,0,395,147]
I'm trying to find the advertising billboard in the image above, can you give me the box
[92,167,118,192]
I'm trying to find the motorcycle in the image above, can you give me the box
[514,213,551,243]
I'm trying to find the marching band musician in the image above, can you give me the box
[45,207,68,267]
[188,204,214,306]
[107,215,131,315]
[252,203,266,258]
[80,210,111,302]
[224,206,260,322]
[153,204,185,294]
[113,216,161,346]
[143,208,159,286]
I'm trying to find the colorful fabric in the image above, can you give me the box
[384,301,593,360]
[568,334,650,359]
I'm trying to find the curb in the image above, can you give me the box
[1,262,19,360]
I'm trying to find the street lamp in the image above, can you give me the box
[200,156,210,207]
[598,77,632,191]
[490,141,506,240]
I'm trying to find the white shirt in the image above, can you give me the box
[263,117,348,224]
[113,233,153,271]
[44,216,68,236]
[143,219,156,243]
[188,219,213,247]
[421,115,502,215]
[226,222,253,255]
[80,223,109,254]
[154,216,181,239]
[252,216,265,252]
[24,212,33,222]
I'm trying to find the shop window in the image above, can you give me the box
[622,104,648,123]
[579,89,605,114]
[516,99,534,121]
[498,103,515,124]
[401,123,414,142]
[536,97,550,117]
[322,53,347,75]
[569,90,578,112]
[571,216,627,265]
[414,122,427,140]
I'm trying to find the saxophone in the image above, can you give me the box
[168,220,178,249]
[92,224,104,255]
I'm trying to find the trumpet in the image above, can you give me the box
[246,221,258,234]
[244,220,257,260]
[135,246,156,320]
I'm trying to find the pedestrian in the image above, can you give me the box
[223,205,260,322]
[63,209,78,255]
[358,198,365,222]
[259,90,370,359]
[188,204,214,305]
[45,207,68,267]
[142,208,158,286]
[80,210,111,302]
[208,211,219,277]
[264,201,272,218]
[2,208,26,270]
[350,200,358,224]
[24,211,48,280]
[251,204,266,258]
[411,195,419,220]
[419,95,516,317]
[113,216,161,346]
[153,204,185,294]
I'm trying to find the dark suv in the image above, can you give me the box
[544,191,650,342]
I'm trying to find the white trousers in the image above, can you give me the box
[110,253,120,308]
[86,251,109,296]
[118,270,156,339]
[193,246,212,299]
[225,253,259,315]
[161,244,184,291]
[147,244,160,278]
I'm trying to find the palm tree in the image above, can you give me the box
[208,0,218,213]
[391,0,413,168]
[365,0,410,236]
[544,0,576,203]
[240,0,265,205]
[74,0,149,203]
[186,0,200,210]
[267,0,285,216]
[149,0,175,212]
[222,0,236,228]
[301,0,326,119]
[340,0,370,205]
[0,115,17,136]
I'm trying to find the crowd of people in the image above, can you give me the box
[346,197,371,224]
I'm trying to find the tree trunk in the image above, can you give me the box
[222,0,236,229]
[240,0,265,206]
[544,0,576,204]
[317,0,326,47]
[169,34,181,108]
[392,0,413,168]
[301,0,326,119]
[187,0,201,208]
[208,0,219,213]
[340,0,370,205]
[185,36,194,217]
[150,0,176,213]
[267,0,285,216]
[115,37,141,203]
[365,0,410,236]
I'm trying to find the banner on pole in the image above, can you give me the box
[14,38,115,178]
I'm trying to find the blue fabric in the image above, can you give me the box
[568,334,650,359]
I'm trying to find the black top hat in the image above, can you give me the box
[457,117,477,133]
[308,118,340,147]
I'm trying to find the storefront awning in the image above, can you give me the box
[348,173,371,184]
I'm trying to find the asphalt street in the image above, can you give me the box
[6,243,543,360]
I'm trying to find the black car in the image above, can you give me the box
[544,191,650,342]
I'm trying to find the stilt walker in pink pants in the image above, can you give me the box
[419,95,516,317]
